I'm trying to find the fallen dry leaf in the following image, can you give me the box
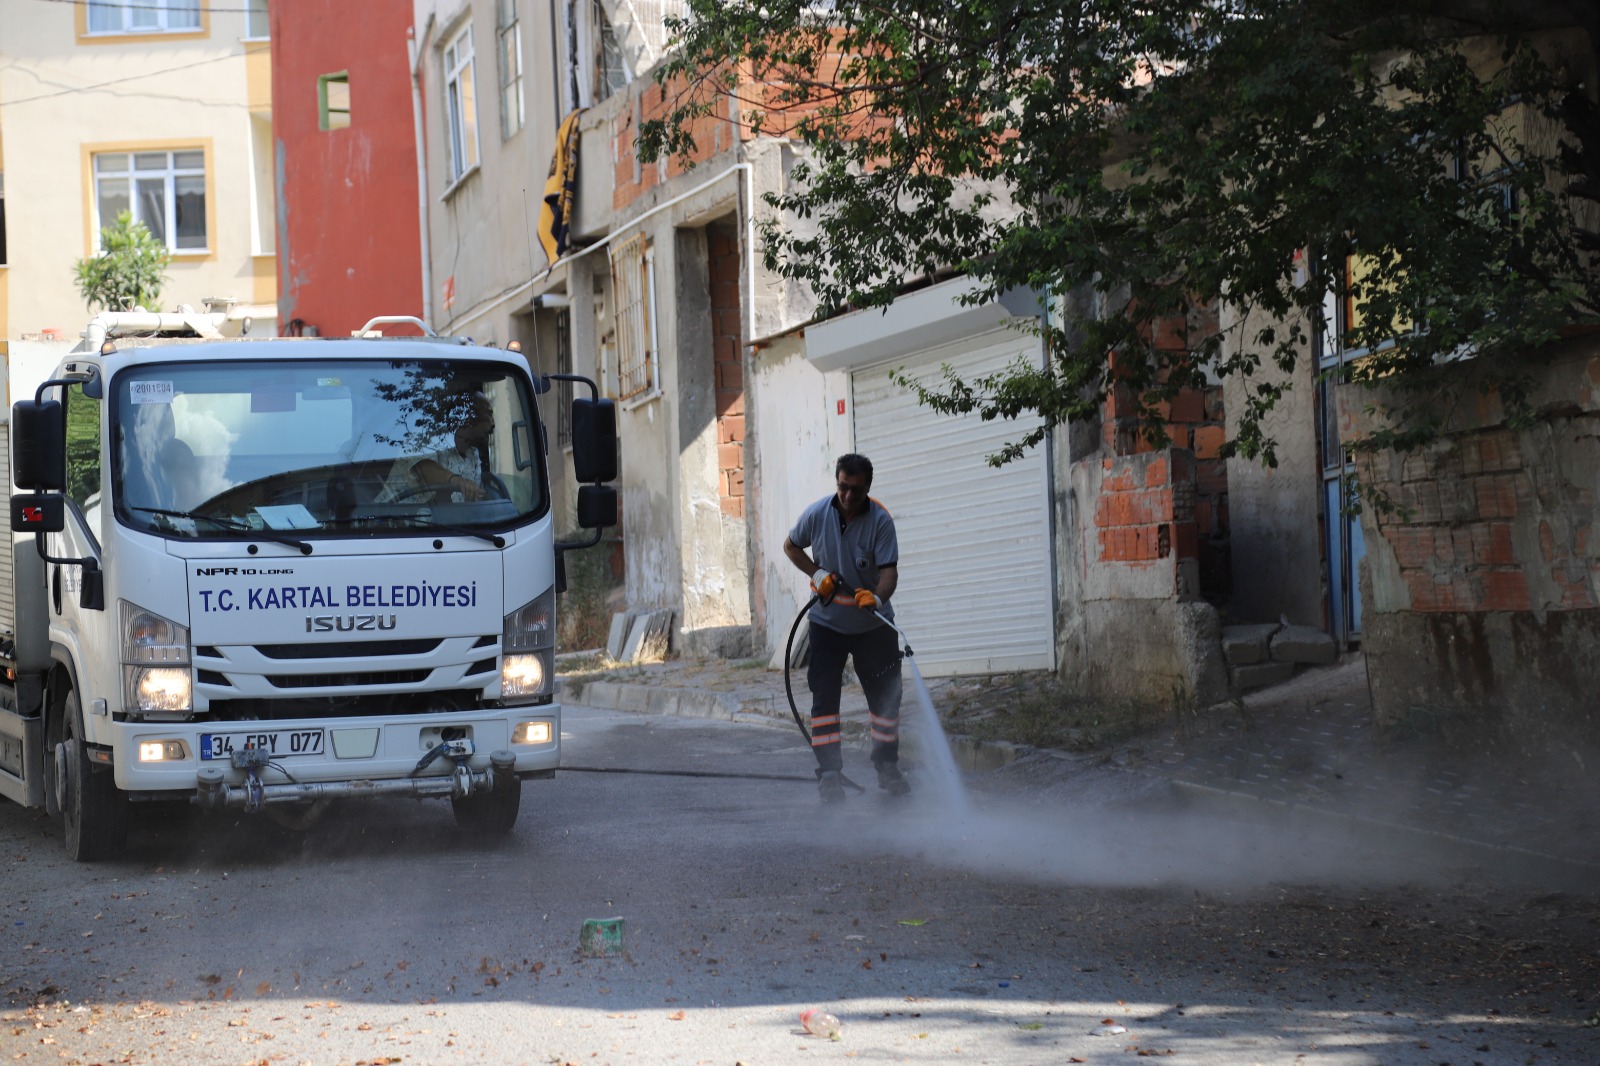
[668,1011,686,1021]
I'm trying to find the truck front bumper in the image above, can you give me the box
[194,743,530,811]
[105,705,560,798]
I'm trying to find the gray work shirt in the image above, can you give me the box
[788,494,898,635]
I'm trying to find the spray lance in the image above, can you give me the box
[780,576,918,795]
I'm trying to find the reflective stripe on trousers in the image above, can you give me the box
[806,621,903,772]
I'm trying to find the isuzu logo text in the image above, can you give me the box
[306,614,399,633]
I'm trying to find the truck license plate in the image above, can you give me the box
[200,729,325,760]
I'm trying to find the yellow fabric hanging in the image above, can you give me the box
[538,109,585,265]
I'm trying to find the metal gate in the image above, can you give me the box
[850,327,1055,676]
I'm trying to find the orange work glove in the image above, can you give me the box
[854,588,879,610]
[811,570,838,600]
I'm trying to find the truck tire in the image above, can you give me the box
[60,691,129,861]
[450,775,520,835]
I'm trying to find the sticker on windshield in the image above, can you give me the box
[129,380,174,405]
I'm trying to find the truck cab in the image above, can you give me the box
[0,318,617,860]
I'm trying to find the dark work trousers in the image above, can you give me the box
[806,621,903,774]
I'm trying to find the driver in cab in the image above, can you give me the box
[377,392,495,503]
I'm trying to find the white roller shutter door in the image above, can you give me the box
[851,326,1054,676]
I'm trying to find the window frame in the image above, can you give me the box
[610,234,660,406]
[244,0,270,40]
[318,72,351,131]
[497,0,525,141]
[442,23,481,188]
[83,0,203,37]
[90,147,211,256]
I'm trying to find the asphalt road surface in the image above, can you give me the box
[3,703,1598,1065]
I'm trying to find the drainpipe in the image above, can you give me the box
[408,25,435,327]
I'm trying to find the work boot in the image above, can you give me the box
[817,770,845,804]
[876,762,910,797]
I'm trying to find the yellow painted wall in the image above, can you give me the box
[0,0,276,340]
[245,40,272,112]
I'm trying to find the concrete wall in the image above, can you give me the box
[0,1,274,341]
[272,0,422,337]
[1066,448,1229,707]
[1352,338,1600,753]
[1221,310,1325,629]
[748,334,853,660]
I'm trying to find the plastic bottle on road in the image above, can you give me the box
[800,1008,842,1040]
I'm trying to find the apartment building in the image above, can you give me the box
[0,0,277,344]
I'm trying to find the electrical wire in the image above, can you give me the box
[0,51,243,108]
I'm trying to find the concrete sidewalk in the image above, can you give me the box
[558,651,1600,880]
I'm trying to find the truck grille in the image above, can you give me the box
[267,669,431,688]
[192,635,501,712]
[255,639,443,659]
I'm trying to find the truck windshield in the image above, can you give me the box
[111,358,548,539]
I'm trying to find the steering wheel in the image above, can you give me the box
[389,475,508,504]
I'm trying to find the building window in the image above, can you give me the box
[245,0,270,39]
[443,24,480,185]
[497,0,525,140]
[93,150,207,253]
[610,234,658,402]
[86,0,201,34]
[319,73,351,131]
[596,1,629,102]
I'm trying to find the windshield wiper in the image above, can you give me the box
[130,507,314,555]
[323,513,505,547]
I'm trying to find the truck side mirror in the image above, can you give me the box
[570,397,618,484]
[576,484,617,529]
[13,399,66,491]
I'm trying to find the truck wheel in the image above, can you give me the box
[60,691,129,862]
[451,775,520,835]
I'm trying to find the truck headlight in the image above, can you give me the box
[512,720,552,745]
[501,587,554,704]
[138,740,188,762]
[121,601,192,718]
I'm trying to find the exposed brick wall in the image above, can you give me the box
[1095,450,1201,599]
[615,68,749,211]
[709,226,745,517]
[1097,306,1231,603]
[613,47,886,215]
[1358,428,1547,613]
[1351,343,1600,749]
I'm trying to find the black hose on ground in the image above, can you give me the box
[783,592,866,793]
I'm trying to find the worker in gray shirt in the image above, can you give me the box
[782,453,908,803]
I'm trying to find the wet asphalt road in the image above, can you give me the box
[3,703,1599,1065]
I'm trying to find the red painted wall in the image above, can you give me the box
[271,0,423,337]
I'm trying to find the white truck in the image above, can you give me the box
[0,313,617,860]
